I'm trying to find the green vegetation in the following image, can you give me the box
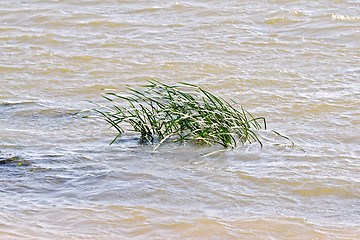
[97,80,267,150]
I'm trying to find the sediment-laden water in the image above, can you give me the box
[1,0,359,239]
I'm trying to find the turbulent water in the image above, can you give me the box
[1,0,360,239]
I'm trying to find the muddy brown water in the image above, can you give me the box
[1,0,359,239]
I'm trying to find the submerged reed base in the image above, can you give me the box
[97,80,268,151]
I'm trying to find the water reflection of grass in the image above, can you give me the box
[97,80,267,150]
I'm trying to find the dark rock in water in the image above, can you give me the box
[0,156,29,166]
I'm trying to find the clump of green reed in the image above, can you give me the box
[96,80,267,149]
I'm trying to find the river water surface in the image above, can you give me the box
[1,0,360,239]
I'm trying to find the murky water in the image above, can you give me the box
[1,0,359,239]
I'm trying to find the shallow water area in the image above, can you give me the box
[1,0,360,239]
